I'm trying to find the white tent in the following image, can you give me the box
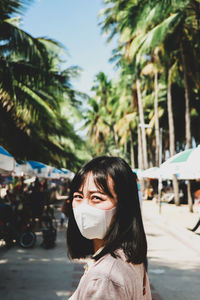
[25,161,52,178]
[141,167,160,179]
[0,146,15,174]
[140,167,174,180]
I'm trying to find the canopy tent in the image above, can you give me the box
[160,146,200,180]
[12,161,74,180]
[0,145,74,180]
[50,168,74,179]
[61,168,75,179]
[13,161,28,177]
[25,160,52,178]
[142,167,160,179]
[27,160,47,170]
[132,168,143,180]
[51,168,64,179]
[0,146,15,174]
[141,167,174,180]
[61,168,70,175]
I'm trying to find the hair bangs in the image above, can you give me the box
[71,162,115,199]
[92,170,114,198]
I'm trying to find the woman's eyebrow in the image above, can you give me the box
[88,190,105,194]
[74,190,106,195]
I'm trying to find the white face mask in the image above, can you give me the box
[73,203,116,240]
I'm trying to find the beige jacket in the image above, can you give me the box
[69,249,152,300]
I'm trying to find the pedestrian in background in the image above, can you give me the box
[134,172,143,208]
[188,189,200,232]
[60,198,70,228]
[67,156,152,299]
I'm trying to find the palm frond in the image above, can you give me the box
[129,13,182,64]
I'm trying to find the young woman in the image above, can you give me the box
[67,156,152,299]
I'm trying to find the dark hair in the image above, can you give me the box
[67,156,147,264]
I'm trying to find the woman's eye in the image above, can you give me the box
[92,195,104,202]
[73,194,82,201]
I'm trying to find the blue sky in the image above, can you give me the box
[21,0,116,95]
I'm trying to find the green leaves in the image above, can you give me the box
[0,0,86,169]
[17,83,57,120]
[96,0,200,164]
[133,13,182,65]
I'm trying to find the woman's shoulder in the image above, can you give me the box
[87,249,143,285]
[71,251,152,300]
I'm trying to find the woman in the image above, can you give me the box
[67,156,152,299]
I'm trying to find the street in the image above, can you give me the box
[0,201,200,300]
[143,202,200,300]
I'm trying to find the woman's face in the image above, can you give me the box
[72,172,117,210]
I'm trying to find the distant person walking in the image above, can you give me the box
[134,173,143,208]
[67,156,152,299]
[30,178,45,223]
[188,189,200,232]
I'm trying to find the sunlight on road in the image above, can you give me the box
[0,259,8,264]
[17,249,25,253]
[53,257,67,262]
[56,291,73,297]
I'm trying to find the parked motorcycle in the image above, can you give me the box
[0,202,36,248]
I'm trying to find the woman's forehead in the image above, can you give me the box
[79,172,115,194]
[80,172,102,190]
[80,172,99,191]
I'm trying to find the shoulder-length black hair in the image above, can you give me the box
[67,156,147,264]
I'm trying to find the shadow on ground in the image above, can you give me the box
[0,209,83,300]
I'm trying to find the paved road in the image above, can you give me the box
[0,208,84,300]
[0,204,200,300]
[144,204,200,300]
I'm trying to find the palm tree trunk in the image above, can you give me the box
[167,68,175,156]
[181,45,192,149]
[181,42,193,212]
[111,124,119,150]
[137,124,145,198]
[154,69,160,166]
[124,139,127,157]
[136,78,148,169]
[138,124,143,170]
[130,130,135,169]
[187,181,193,213]
[167,68,180,206]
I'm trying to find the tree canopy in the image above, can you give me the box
[0,0,88,170]
[85,0,200,170]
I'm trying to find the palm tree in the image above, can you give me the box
[114,0,199,209]
[136,78,148,169]
[113,86,138,167]
[100,0,200,164]
[84,72,117,155]
[0,0,85,169]
[100,0,152,168]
